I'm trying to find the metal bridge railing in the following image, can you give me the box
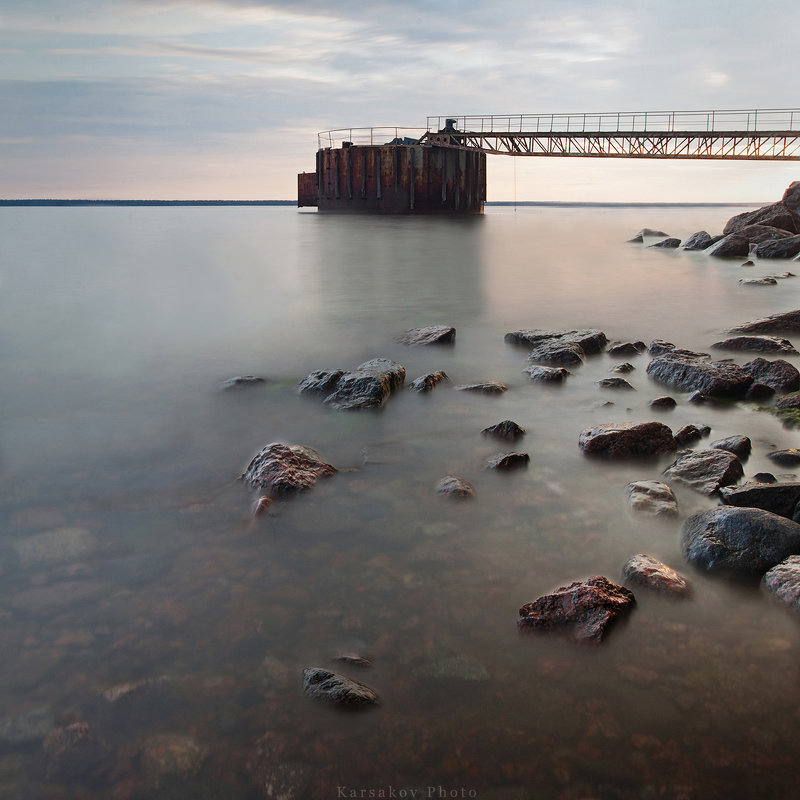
[317,127,429,149]
[425,108,800,134]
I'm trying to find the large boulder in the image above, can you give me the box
[302,668,380,708]
[518,576,635,644]
[763,555,800,608]
[321,358,406,409]
[741,357,800,393]
[723,199,800,236]
[710,336,798,355]
[682,507,800,574]
[646,352,753,397]
[397,325,456,345]
[241,443,336,495]
[578,421,675,457]
[755,235,800,259]
[662,448,743,495]
[719,482,800,521]
[729,309,800,334]
[621,554,690,597]
[625,480,679,517]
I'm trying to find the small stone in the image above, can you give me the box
[673,424,711,446]
[524,365,570,383]
[481,420,526,440]
[767,449,800,467]
[579,421,675,458]
[648,238,682,249]
[220,375,266,390]
[596,377,635,391]
[397,325,456,345]
[649,396,676,410]
[710,435,752,459]
[408,370,449,392]
[252,496,273,516]
[622,554,691,597]
[435,475,474,499]
[487,452,530,471]
[455,382,507,395]
[611,362,635,373]
[607,341,646,357]
[625,481,679,517]
[141,733,206,788]
[754,472,778,484]
[301,668,380,707]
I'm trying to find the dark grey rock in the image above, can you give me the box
[488,452,530,471]
[455,381,507,395]
[742,357,800,393]
[408,370,449,392]
[481,420,526,441]
[621,554,690,597]
[710,435,751,459]
[648,237,682,249]
[241,443,336,495]
[776,393,800,409]
[527,339,585,367]
[524,365,570,382]
[628,228,669,242]
[707,234,751,258]
[435,475,474,499]
[611,362,636,373]
[719,481,800,520]
[505,328,607,354]
[683,231,717,250]
[323,358,406,409]
[673,423,711,446]
[649,396,677,410]
[729,308,800,334]
[723,202,800,236]
[755,235,800,259]
[220,375,266,390]
[745,382,776,401]
[397,325,456,345]
[711,336,798,355]
[767,449,800,467]
[302,668,380,707]
[647,340,709,360]
[518,576,635,645]
[739,277,778,286]
[43,723,110,782]
[763,555,800,608]
[646,353,753,398]
[662,448,743,495]
[0,706,56,745]
[297,369,346,396]
[625,480,679,517]
[596,377,635,391]
[607,341,646,357]
[682,507,800,574]
[579,421,675,457]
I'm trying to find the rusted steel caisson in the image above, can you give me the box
[298,126,486,214]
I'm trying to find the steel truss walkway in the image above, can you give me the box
[418,108,800,161]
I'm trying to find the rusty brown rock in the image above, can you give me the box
[578,421,675,458]
[435,475,474,499]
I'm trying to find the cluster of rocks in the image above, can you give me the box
[629,181,800,261]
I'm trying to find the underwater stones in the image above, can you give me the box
[524,365,570,382]
[141,733,207,789]
[621,554,690,597]
[729,308,800,334]
[397,325,456,345]
[578,421,675,458]
[763,555,800,608]
[719,482,800,521]
[518,576,635,645]
[302,668,380,708]
[481,420,526,441]
[12,526,96,570]
[220,375,266,390]
[596,377,635,391]
[741,357,800,393]
[662,448,743,495]
[413,652,490,682]
[455,381,507,395]
[711,335,799,355]
[0,706,55,745]
[646,353,753,398]
[625,480,679,517]
[43,722,110,781]
[408,370,449,392]
[710,435,752,459]
[10,581,105,616]
[682,507,800,575]
[611,362,636,374]
[487,452,530,471]
[241,443,336,496]
[435,475,474,499]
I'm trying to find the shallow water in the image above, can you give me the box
[1,205,800,798]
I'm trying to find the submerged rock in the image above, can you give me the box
[763,555,800,608]
[241,443,336,496]
[710,435,752,459]
[662,448,743,495]
[481,420,526,441]
[596,377,635,391]
[13,526,96,570]
[646,352,753,397]
[397,325,456,345]
[0,706,55,745]
[487,452,530,471]
[527,339,585,367]
[518,576,635,645]
[621,554,690,597]
[611,362,636,373]
[435,475,474,499]
[579,421,675,457]
[302,668,380,708]
[682,507,800,574]
[719,481,800,520]
[141,733,206,788]
[741,357,800,393]
[625,480,679,517]
[710,336,798,355]
[455,381,507,395]
[43,722,110,781]
[524,365,570,383]
[220,375,266,390]
[408,370,450,392]
[413,652,490,682]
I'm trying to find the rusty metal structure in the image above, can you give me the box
[298,108,800,213]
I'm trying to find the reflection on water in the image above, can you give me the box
[1,205,800,798]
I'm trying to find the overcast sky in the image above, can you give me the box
[1,0,798,201]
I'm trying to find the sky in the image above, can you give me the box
[1,0,798,202]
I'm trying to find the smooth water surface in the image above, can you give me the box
[1,205,800,799]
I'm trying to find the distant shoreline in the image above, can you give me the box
[0,199,763,208]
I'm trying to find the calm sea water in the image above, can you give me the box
[1,205,800,799]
